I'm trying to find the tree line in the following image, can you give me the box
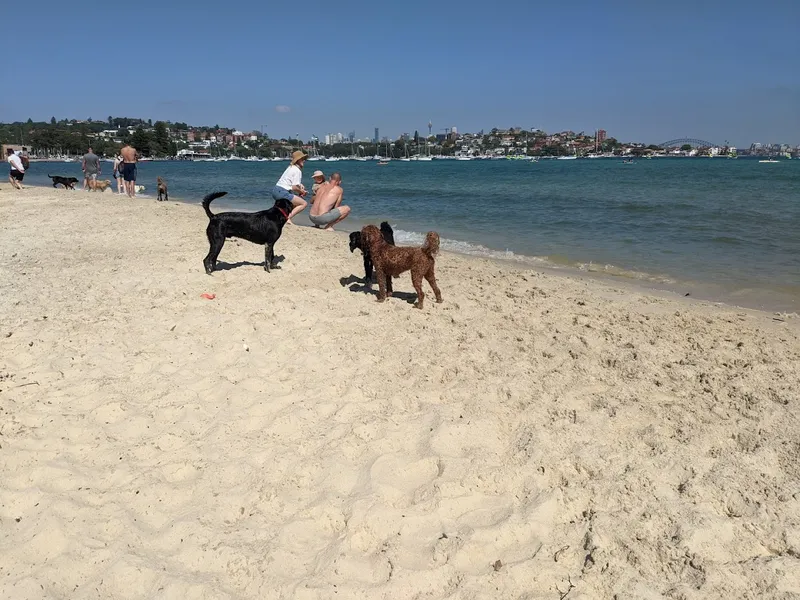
[0,118,181,158]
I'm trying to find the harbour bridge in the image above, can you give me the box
[659,138,719,149]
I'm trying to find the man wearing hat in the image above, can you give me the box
[311,170,326,205]
[272,150,309,224]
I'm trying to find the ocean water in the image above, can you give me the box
[24,158,800,310]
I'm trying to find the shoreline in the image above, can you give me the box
[2,187,799,598]
[10,183,800,314]
[161,188,800,315]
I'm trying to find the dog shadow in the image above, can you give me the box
[339,275,418,303]
[215,255,285,271]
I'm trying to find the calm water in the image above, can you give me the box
[25,158,800,310]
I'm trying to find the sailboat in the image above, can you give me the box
[307,137,324,161]
[399,144,411,162]
[355,145,368,161]
[417,139,433,161]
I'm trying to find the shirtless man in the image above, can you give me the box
[309,172,350,231]
[120,144,138,198]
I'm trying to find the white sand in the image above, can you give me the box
[1,187,799,599]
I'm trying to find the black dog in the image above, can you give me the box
[49,175,79,189]
[349,221,395,292]
[202,191,293,274]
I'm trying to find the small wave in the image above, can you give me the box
[391,228,547,263]
[391,228,675,284]
[711,235,743,245]
[578,262,676,284]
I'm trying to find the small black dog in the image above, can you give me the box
[202,191,293,274]
[349,221,395,292]
[49,175,79,189]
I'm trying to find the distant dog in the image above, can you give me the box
[157,176,168,201]
[349,221,395,292]
[92,179,113,192]
[49,175,79,189]
[202,191,293,274]
[361,224,442,309]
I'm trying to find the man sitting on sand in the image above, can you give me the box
[309,172,350,231]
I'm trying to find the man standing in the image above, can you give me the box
[7,148,25,190]
[82,147,101,191]
[309,172,350,231]
[120,144,137,198]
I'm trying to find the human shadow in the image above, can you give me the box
[214,255,285,271]
[339,274,418,303]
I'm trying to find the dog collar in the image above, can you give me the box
[277,206,290,220]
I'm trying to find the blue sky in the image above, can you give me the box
[5,0,799,146]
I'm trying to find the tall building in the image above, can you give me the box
[596,129,607,143]
[374,128,379,143]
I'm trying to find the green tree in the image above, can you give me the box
[50,116,56,125]
[147,118,152,127]
[680,144,692,152]
[131,127,152,156]
[108,116,113,126]
[153,121,170,156]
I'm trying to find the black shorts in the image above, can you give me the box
[10,169,24,181]
[122,162,137,182]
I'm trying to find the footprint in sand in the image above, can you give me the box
[369,454,441,506]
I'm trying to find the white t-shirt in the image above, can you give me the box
[8,153,24,172]
[275,164,302,191]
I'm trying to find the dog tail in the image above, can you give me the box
[202,191,228,219]
[422,231,440,258]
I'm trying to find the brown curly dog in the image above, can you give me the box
[361,224,443,309]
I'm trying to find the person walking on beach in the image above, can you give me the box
[309,172,350,231]
[311,170,325,205]
[120,144,138,198]
[7,148,25,190]
[272,150,308,224]
[82,147,101,191]
[113,154,124,195]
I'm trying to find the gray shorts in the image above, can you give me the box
[309,208,341,226]
[85,172,97,180]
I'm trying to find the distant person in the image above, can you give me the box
[82,147,101,191]
[272,150,308,224]
[309,171,350,231]
[7,148,25,190]
[113,154,124,195]
[120,144,138,198]
[311,170,325,204]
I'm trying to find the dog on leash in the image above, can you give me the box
[49,175,79,189]
[157,177,168,201]
[360,224,442,309]
[92,179,113,192]
[202,191,293,274]
[349,221,395,292]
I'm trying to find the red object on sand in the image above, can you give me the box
[200,293,216,300]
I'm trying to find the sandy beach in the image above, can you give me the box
[1,186,799,599]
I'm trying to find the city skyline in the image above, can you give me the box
[4,0,799,148]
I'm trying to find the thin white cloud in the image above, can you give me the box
[275,105,291,113]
